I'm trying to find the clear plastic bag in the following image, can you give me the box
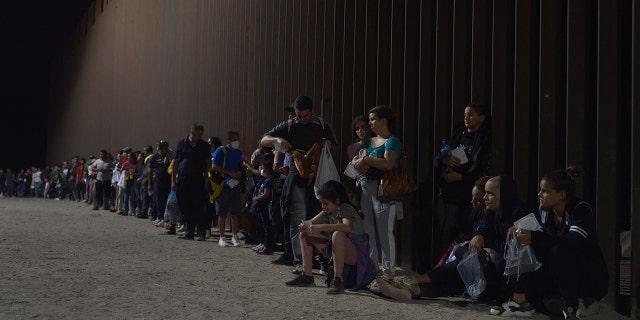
[503,232,542,278]
[456,251,487,301]
[164,190,182,222]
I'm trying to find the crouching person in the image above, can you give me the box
[285,181,376,293]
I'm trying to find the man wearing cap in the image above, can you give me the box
[170,124,211,241]
[261,96,338,271]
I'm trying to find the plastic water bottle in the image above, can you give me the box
[440,140,451,157]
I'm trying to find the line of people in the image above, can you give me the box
[1,95,610,319]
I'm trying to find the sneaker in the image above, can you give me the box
[236,231,245,240]
[379,271,394,281]
[577,298,601,318]
[231,236,241,247]
[205,230,211,239]
[376,277,412,301]
[195,236,205,241]
[218,237,228,247]
[252,244,266,252]
[257,247,273,255]
[292,264,303,274]
[317,267,328,276]
[177,224,186,233]
[327,277,345,295]
[165,225,176,235]
[271,255,293,266]
[368,279,380,293]
[285,273,314,287]
[563,306,580,320]
[178,233,194,240]
[490,298,535,317]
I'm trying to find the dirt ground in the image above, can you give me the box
[0,197,629,320]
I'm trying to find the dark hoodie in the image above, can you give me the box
[472,175,529,252]
[531,195,599,250]
[437,126,492,203]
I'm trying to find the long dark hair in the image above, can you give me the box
[352,115,372,142]
[368,105,397,134]
[317,180,350,205]
[541,166,579,196]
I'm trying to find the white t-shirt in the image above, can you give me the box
[94,159,110,181]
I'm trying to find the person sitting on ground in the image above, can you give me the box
[490,167,608,319]
[285,180,376,294]
[434,176,492,268]
[377,175,525,303]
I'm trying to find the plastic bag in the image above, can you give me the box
[456,251,487,301]
[503,232,542,279]
[314,144,340,199]
[164,190,183,222]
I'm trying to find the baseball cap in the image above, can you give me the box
[157,140,169,148]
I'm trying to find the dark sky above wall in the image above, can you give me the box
[1,0,91,170]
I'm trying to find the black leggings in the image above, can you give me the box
[509,242,609,307]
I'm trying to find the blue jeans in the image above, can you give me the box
[289,184,307,265]
[124,182,137,214]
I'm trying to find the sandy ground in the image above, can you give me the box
[0,197,629,320]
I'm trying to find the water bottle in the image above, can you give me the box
[440,140,451,157]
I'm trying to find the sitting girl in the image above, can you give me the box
[285,180,376,294]
[491,167,608,319]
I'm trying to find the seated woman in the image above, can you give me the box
[377,175,525,302]
[433,176,492,268]
[284,180,376,294]
[490,167,608,319]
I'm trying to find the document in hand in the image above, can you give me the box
[514,213,542,232]
[451,147,468,164]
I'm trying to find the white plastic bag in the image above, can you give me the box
[314,144,340,199]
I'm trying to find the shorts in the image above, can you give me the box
[215,184,242,216]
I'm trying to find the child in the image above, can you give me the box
[285,180,376,294]
[250,158,276,254]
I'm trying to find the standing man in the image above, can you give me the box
[171,124,211,241]
[67,156,79,201]
[91,150,112,210]
[261,96,338,271]
[212,131,244,247]
[137,145,154,219]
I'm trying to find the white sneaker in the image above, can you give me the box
[177,224,185,233]
[376,277,412,301]
[218,237,228,247]
[577,298,605,318]
[236,231,245,240]
[490,298,535,317]
[231,236,241,247]
[252,243,265,252]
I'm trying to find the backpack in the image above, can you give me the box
[206,147,227,203]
